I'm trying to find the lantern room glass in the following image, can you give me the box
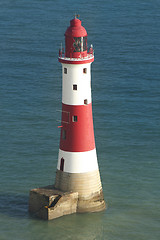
[73,36,87,52]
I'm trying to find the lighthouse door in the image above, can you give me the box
[60,158,64,171]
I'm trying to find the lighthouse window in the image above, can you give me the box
[73,84,77,90]
[72,116,78,122]
[83,68,87,74]
[62,130,66,140]
[64,68,67,74]
[84,99,88,105]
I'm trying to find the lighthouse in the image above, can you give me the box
[55,17,106,213]
[29,17,105,220]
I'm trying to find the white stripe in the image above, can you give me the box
[57,149,99,173]
[62,63,92,105]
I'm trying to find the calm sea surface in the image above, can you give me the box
[0,0,160,239]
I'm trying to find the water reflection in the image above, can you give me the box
[47,212,106,240]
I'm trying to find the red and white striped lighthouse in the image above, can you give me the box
[55,17,106,212]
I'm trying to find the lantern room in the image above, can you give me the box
[64,17,88,58]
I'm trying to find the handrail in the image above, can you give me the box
[59,48,94,59]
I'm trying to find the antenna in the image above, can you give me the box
[75,13,80,19]
[61,42,62,52]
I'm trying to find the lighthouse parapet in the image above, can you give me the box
[58,43,94,64]
[58,52,94,64]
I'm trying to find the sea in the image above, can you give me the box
[0,0,160,239]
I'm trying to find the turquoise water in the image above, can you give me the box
[0,0,160,239]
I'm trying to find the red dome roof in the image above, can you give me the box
[65,18,87,38]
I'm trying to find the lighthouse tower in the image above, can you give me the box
[55,17,106,212]
[29,17,105,220]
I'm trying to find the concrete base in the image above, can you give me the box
[29,185,106,220]
[29,185,78,220]
[77,189,106,213]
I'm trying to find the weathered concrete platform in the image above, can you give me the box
[29,185,106,220]
[29,185,78,220]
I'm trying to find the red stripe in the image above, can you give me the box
[60,103,95,152]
